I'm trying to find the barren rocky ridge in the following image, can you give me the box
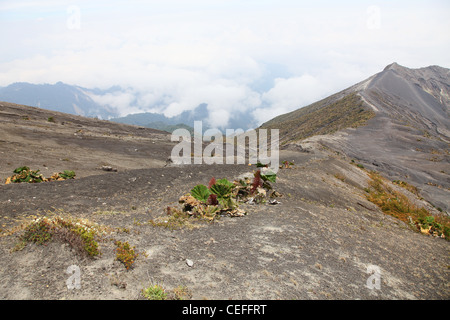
[262,62,449,212]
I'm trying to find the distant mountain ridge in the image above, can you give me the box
[109,104,212,133]
[0,82,258,132]
[0,82,119,119]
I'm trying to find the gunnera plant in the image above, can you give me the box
[7,166,45,184]
[190,177,237,212]
[5,167,76,184]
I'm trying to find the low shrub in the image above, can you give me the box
[21,217,53,245]
[171,285,192,300]
[15,215,106,256]
[115,240,139,270]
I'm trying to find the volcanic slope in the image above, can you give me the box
[261,63,450,212]
[0,102,173,180]
[0,75,449,301]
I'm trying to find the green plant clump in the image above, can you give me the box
[142,284,168,300]
[9,166,45,183]
[416,215,450,238]
[153,171,281,230]
[5,167,76,184]
[59,170,76,179]
[182,170,279,218]
[190,178,237,212]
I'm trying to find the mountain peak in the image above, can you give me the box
[261,62,449,211]
[383,62,403,71]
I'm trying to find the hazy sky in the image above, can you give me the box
[1,0,449,126]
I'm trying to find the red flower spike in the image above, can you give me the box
[208,177,216,189]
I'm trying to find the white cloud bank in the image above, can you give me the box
[0,0,449,127]
[252,75,322,124]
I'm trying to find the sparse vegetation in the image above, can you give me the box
[5,166,76,184]
[261,92,376,144]
[11,212,150,270]
[14,215,108,256]
[148,206,199,230]
[392,180,420,196]
[187,170,278,214]
[142,284,191,300]
[365,171,449,239]
[150,170,280,229]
